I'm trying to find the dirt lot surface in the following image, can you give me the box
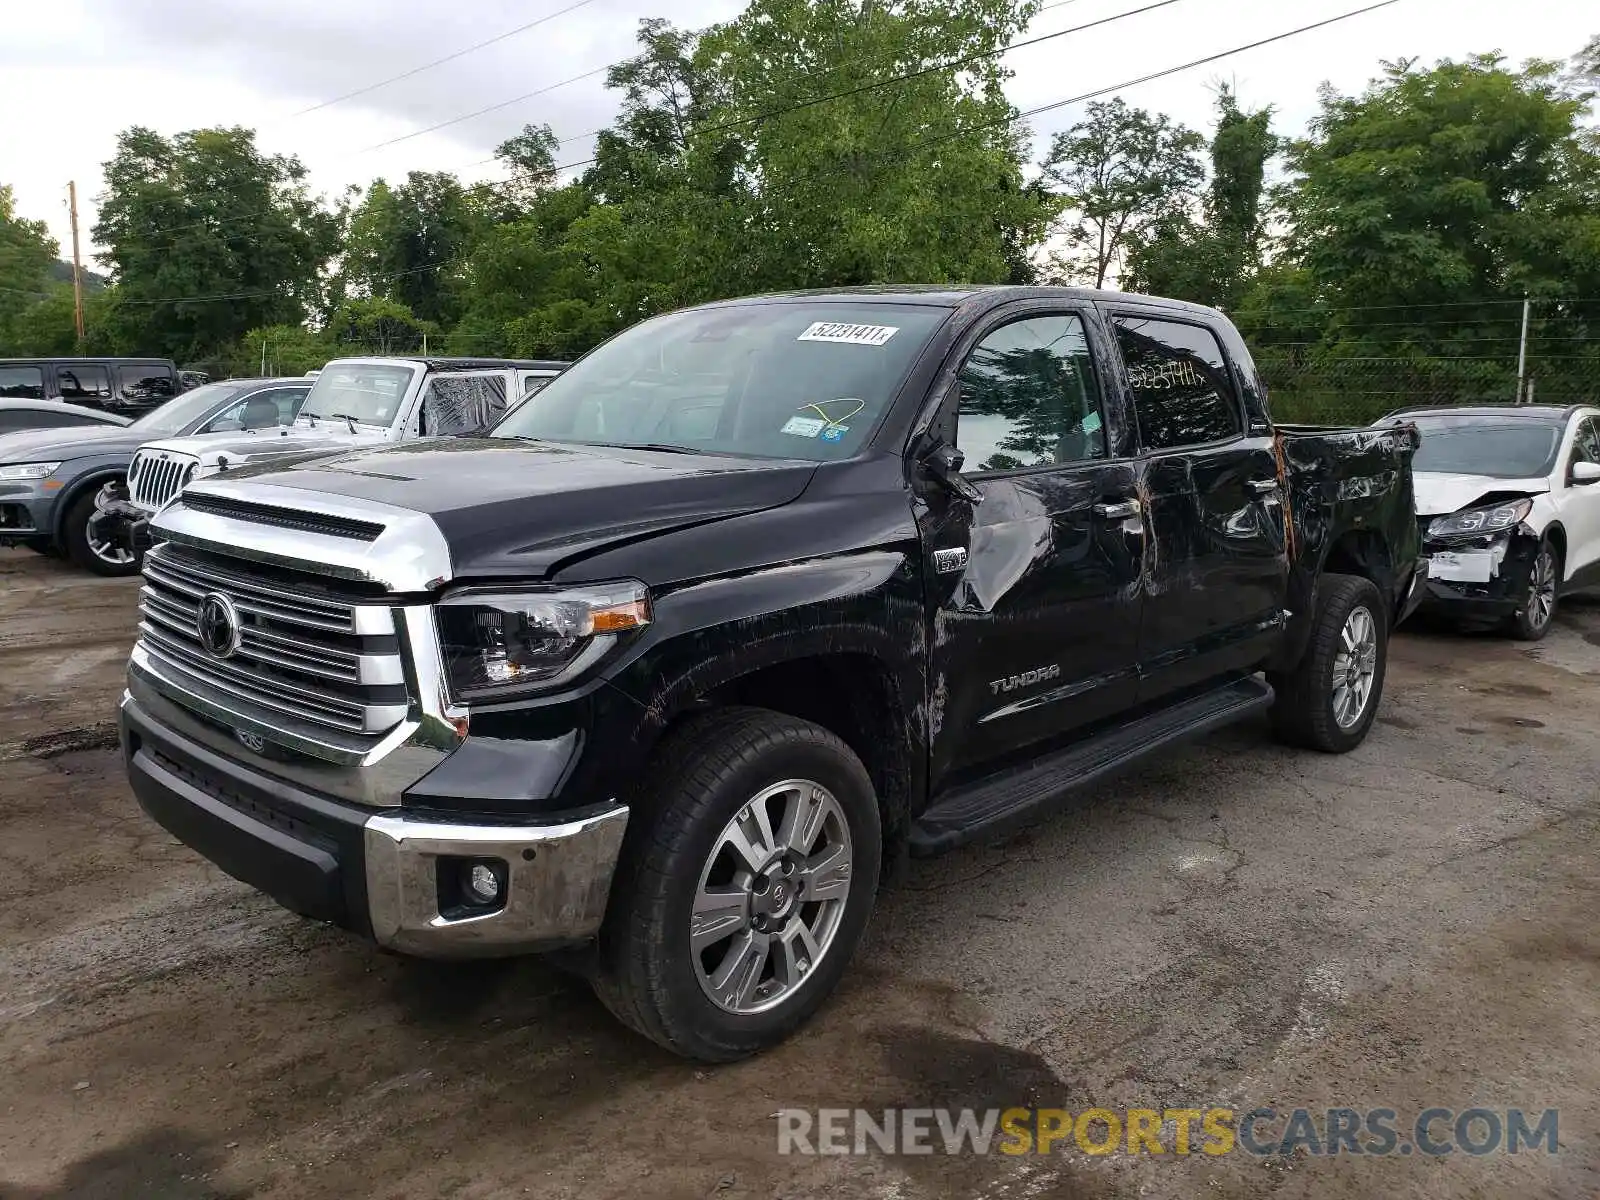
[2,545,1598,1200]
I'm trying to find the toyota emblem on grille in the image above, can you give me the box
[196,592,242,659]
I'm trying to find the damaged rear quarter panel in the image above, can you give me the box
[1270,424,1422,669]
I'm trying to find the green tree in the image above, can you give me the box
[1124,85,1279,309]
[93,127,336,362]
[1242,55,1600,417]
[342,172,484,327]
[236,322,334,377]
[0,185,59,348]
[325,296,437,356]
[696,0,1051,291]
[1039,98,1204,288]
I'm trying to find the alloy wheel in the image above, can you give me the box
[1332,605,1378,730]
[1525,546,1556,632]
[691,778,853,1015]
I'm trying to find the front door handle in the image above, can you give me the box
[1246,478,1280,496]
[1093,499,1142,520]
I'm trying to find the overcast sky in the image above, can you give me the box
[2,0,1592,264]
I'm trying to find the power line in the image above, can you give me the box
[368,0,1090,158]
[132,0,1130,244]
[82,0,1410,309]
[292,0,601,117]
[500,0,1192,168]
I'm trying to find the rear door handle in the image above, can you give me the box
[1093,499,1142,520]
[1247,478,1280,496]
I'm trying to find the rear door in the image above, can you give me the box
[1109,311,1289,701]
[920,305,1145,786]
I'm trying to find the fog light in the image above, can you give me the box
[467,862,502,904]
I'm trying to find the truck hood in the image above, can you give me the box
[183,438,818,581]
[0,424,141,463]
[1413,471,1549,516]
[140,422,388,468]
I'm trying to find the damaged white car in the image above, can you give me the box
[1382,404,1600,639]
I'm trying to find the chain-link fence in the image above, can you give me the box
[1256,354,1597,426]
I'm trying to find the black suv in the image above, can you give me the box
[0,357,182,414]
[121,287,1425,1060]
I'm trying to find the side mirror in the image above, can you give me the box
[1572,461,1600,485]
[921,441,982,504]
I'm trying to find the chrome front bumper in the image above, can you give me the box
[122,688,629,958]
[364,807,628,956]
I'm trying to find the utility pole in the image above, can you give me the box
[261,337,268,377]
[1515,296,1531,404]
[67,182,86,346]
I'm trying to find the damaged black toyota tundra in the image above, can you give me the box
[121,287,1425,1060]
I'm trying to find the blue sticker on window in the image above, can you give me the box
[821,425,848,442]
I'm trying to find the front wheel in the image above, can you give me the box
[1507,536,1559,641]
[593,708,881,1061]
[62,483,140,577]
[1269,573,1388,754]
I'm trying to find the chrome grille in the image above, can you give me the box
[137,543,408,740]
[130,449,199,511]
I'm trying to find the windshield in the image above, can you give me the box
[129,381,248,436]
[491,302,949,460]
[299,363,416,427]
[1408,414,1564,478]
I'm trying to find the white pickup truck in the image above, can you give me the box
[113,356,567,535]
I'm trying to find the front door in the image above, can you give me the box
[1108,312,1289,700]
[416,371,512,437]
[1561,414,1600,589]
[920,308,1145,789]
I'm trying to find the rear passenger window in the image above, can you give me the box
[58,365,112,401]
[1112,317,1241,450]
[0,366,44,399]
[956,313,1106,472]
[118,365,176,402]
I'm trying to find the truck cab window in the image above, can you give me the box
[1113,317,1241,450]
[956,313,1106,472]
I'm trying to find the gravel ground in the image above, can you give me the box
[1,545,1597,1200]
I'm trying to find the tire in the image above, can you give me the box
[593,707,882,1061]
[1506,536,1559,641]
[62,485,140,577]
[1269,573,1388,754]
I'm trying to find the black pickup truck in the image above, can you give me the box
[120,286,1425,1060]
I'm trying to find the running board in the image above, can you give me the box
[909,676,1275,855]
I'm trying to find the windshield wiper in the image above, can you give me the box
[325,412,363,433]
[592,442,703,455]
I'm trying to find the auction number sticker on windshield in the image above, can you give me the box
[797,322,900,347]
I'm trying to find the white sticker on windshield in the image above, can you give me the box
[782,416,826,438]
[797,322,900,347]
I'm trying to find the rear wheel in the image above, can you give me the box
[593,708,881,1061]
[1269,573,1388,754]
[62,483,140,577]
[1507,536,1559,641]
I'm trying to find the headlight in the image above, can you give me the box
[0,462,61,481]
[1427,498,1533,539]
[435,581,651,699]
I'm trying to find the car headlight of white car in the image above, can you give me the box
[1427,497,1533,539]
[0,462,62,481]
